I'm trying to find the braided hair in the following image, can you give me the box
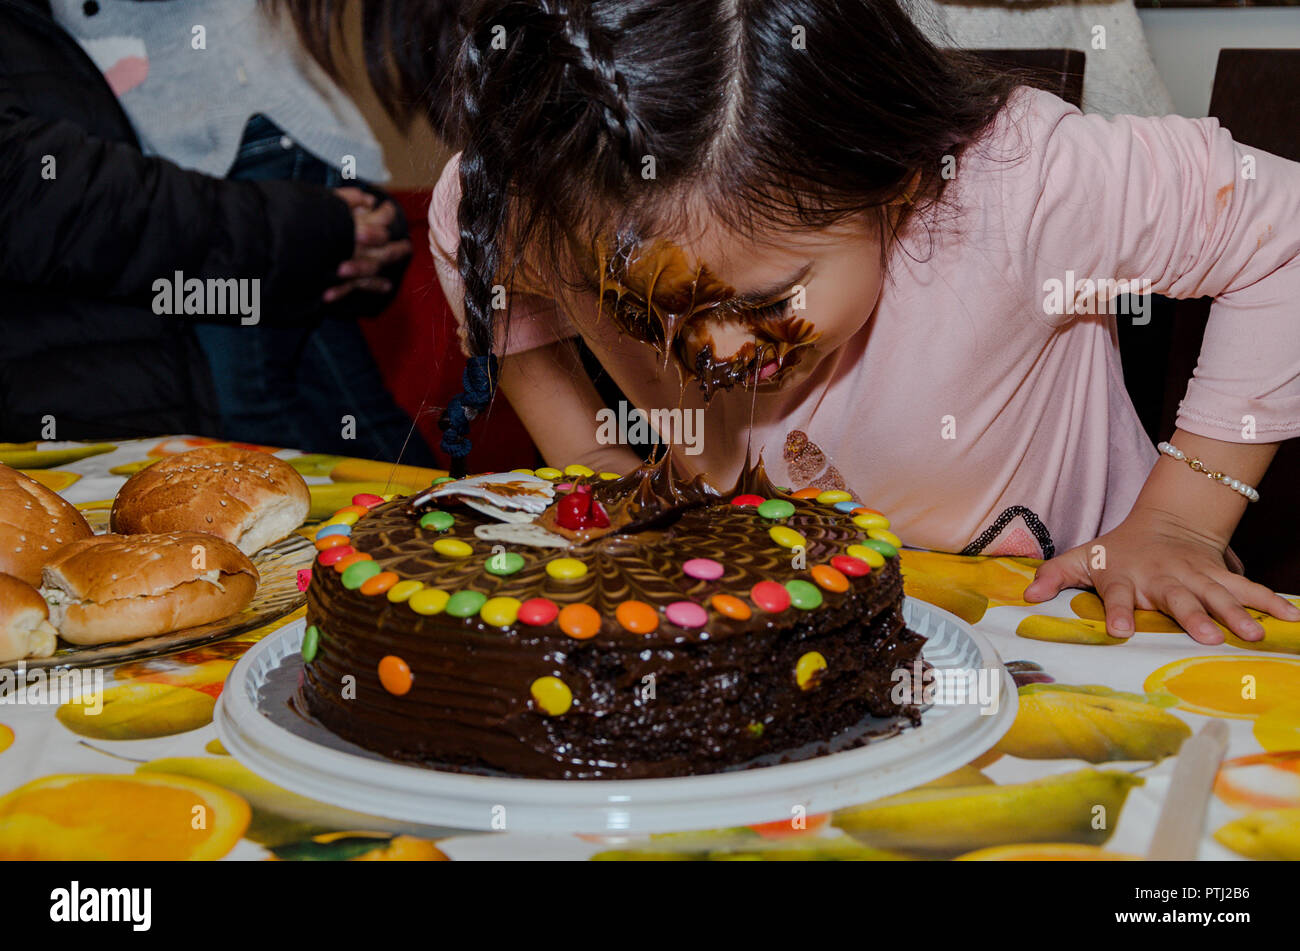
[280,0,1024,475]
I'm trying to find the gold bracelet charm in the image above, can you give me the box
[1157,441,1260,502]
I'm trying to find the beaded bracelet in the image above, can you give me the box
[1157,441,1260,502]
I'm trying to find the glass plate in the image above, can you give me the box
[10,533,314,671]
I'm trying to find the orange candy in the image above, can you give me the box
[851,506,883,517]
[616,600,659,634]
[791,487,821,499]
[811,564,850,593]
[360,571,399,596]
[314,535,350,551]
[378,655,413,695]
[558,603,602,640]
[333,551,373,573]
[335,505,372,518]
[711,593,752,621]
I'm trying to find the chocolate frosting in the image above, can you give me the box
[302,463,923,779]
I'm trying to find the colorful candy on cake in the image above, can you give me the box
[300,452,924,779]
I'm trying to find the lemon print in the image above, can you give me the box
[57,682,215,740]
[0,773,249,860]
[18,469,80,491]
[1253,702,1300,753]
[1144,655,1300,719]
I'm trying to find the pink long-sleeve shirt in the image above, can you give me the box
[430,87,1300,558]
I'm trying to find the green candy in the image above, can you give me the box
[785,579,823,610]
[341,560,382,590]
[432,476,455,485]
[859,537,898,558]
[446,590,488,618]
[420,510,455,532]
[485,551,525,576]
[301,625,320,663]
[756,499,796,520]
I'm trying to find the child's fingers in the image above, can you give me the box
[1198,578,1265,641]
[1095,578,1135,637]
[1023,553,1082,602]
[1217,571,1300,621]
[1156,581,1225,645]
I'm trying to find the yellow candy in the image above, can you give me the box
[867,527,902,547]
[847,544,886,567]
[796,651,828,691]
[433,538,473,559]
[546,557,588,580]
[511,468,535,475]
[531,676,573,716]
[852,513,890,531]
[535,467,563,480]
[769,526,806,549]
[381,494,398,502]
[598,472,621,481]
[324,511,361,527]
[480,596,522,627]
[816,490,852,505]
[387,580,424,603]
[563,464,594,477]
[408,588,450,615]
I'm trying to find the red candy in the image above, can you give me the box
[352,493,384,508]
[831,555,871,577]
[555,485,609,531]
[317,545,355,566]
[518,597,560,626]
[731,494,764,507]
[751,580,791,613]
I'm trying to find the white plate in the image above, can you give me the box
[216,598,1017,834]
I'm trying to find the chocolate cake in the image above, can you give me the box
[300,454,924,779]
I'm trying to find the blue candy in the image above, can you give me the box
[833,500,858,513]
[314,523,352,540]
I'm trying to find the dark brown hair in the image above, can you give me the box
[281,0,1020,472]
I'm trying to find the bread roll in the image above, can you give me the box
[40,532,259,645]
[111,447,309,555]
[0,572,58,662]
[0,463,94,586]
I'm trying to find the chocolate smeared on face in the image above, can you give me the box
[596,238,822,399]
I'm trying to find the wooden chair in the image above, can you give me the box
[1127,50,1300,592]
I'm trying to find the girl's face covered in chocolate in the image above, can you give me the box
[591,215,888,399]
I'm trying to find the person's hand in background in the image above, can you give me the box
[326,186,411,303]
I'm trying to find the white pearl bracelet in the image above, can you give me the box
[1157,441,1260,502]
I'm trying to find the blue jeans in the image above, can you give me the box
[193,115,435,465]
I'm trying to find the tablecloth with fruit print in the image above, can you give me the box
[1,436,1298,861]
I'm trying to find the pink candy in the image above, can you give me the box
[665,601,708,629]
[682,558,724,580]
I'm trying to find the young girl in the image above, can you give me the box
[289,0,1300,646]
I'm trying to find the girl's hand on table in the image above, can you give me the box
[1023,504,1300,644]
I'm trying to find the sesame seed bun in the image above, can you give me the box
[0,572,57,662]
[40,532,259,645]
[0,464,94,587]
[111,447,309,555]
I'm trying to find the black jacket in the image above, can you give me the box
[0,0,359,440]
